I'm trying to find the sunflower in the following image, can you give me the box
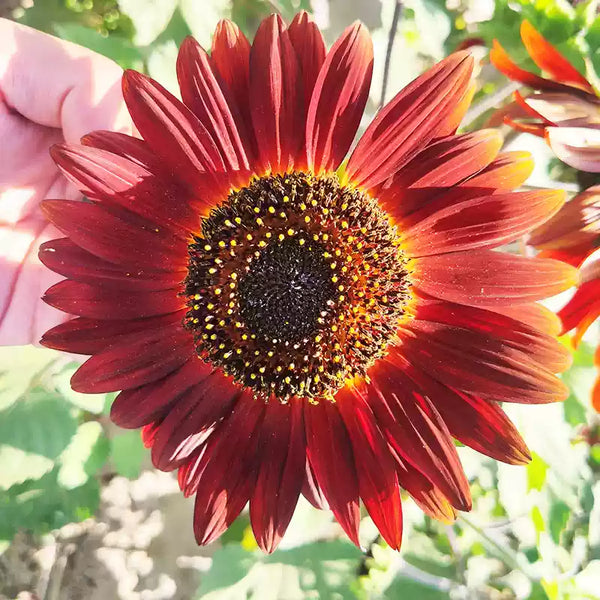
[40,12,575,552]
[490,20,600,172]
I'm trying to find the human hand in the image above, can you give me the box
[0,18,132,345]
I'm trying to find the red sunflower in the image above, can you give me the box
[490,20,600,172]
[39,12,575,552]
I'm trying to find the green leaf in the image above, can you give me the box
[385,576,450,600]
[110,430,146,479]
[52,362,107,414]
[526,452,549,492]
[0,390,77,489]
[0,346,59,411]
[0,469,100,540]
[179,0,230,48]
[197,541,363,599]
[549,501,571,544]
[52,23,144,69]
[58,421,109,489]
[118,0,178,46]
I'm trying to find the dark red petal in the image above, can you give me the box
[520,21,594,92]
[250,400,306,553]
[412,300,571,373]
[151,373,240,471]
[41,311,185,355]
[43,279,184,320]
[305,21,373,174]
[492,303,562,337]
[382,130,502,190]
[304,400,361,546]
[302,457,329,510]
[463,151,534,190]
[41,200,187,271]
[111,358,210,428]
[288,11,326,109]
[192,395,265,545]
[395,456,456,522]
[412,250,577,307]
[403,189,565,256]
[395,321,569,403]
[51,143,149,197]
[70,323,193,393]
[559,278,600,339]
[249,14,303,174]
[364,364,471,511]
[437,389,530,464]
[346,52,473,190]
[39,238,183,291]
[81,130,166,173]
[176,37,251,170]
[490,40,592,99]
[211,19,252,134]
[337,388,403,550]
[122,70,225,189]
[51,144,199,236]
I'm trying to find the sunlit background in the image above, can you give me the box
[1,1,600,599]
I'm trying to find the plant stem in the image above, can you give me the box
[380,0,402,110]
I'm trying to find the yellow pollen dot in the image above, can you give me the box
[204,244,211,251]
[338,314,344,321]
[341,203,348,210]
[287,228,295,236]
[314,375,320,383]
[289,363,295,370]
[335,249,342,256]
[235,217,242,224]
[256,217,264,226]
[219,320,225,326]
[205,323,214,330]
[214,288,222,295]
[313,234,319,241]
[299,238,305,245]
[265,232,272,238]
[311,199,318,206]
[194,294,201,300]
[193,304,199,310]
[331,325,338,332]
[229,282,235,289]
[322,234,329,241]
[283,195,290,202]
[230,240,237,247]
[254,207,260,213]
[268,351,274,357]
[259,240,266,247]
[235,322,243,328]
[300,203,306,210]
[209,267,217,274]
[230,272,237,280]
[279,212,286,218]
[250,373,257,379]
[193,318,199,324]
[242,334,248,340]
[225,219,233,227]
[333,356,341,363]
[285,377,291,384]
[342,221,349,228]
[332,276,338,283]
[236,348,242,354]
[315,335,322,342]
[276,366,283,372]
[207,303,214,310]
[357,242,364,249]
[330,262,337,269]
[218,240,226,248]
[268,206,276,214]
[259,366,266,373]
[210,334,217,340]
[246,233,253,241]
[278,233,285,241]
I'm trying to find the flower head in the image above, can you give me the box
[490,20,600,172]
[40,12,575,552]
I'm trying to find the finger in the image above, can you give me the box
[0,214,66,345]
[0,18,132,142]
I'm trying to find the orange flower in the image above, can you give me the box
[40,13,574,552]
[491,20,600,172]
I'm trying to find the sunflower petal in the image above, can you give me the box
[176,36,251,170]
[304,400,361,546]
[306,21,373,174]
[250,400,306,553]
[338,388,403,550]
[346,52,473,190]
[250,14,303,174]
[412,250,577,307]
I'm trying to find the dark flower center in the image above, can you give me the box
[184,172,411,402]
